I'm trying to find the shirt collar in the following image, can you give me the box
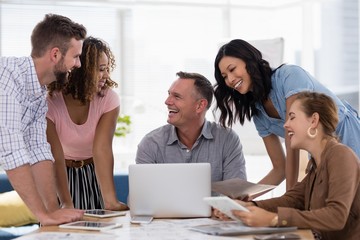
[167,120,214,145]
[305,139,338,174]
[27,57,45,99]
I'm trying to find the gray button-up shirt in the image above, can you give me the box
[135,120,247,182]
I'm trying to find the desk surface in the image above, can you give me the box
[15,212,314,240]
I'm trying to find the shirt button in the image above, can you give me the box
[281,220,288,226]
[186,149,190,152]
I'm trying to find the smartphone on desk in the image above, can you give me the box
[130,215,153,224]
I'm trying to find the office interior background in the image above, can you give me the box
[1,0,359,192]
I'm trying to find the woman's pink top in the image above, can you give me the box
[46,88,120,160]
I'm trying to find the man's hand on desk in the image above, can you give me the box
[38,208,84,226]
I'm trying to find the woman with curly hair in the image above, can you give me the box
[46,37,128,211]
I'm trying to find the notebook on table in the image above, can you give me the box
[128,163,211,218]
[189,222,298,236]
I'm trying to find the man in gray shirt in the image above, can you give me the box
[135,71,246,182]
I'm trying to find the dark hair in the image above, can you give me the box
[213,39,274,127]
[48,36,118,104]
[176,71,213,109]
[31,13,87,57]
[296,91,338,138]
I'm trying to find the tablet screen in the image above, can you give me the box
[84,209,126,218]
[59,221,122,231]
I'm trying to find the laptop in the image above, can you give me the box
[128,163,211,218]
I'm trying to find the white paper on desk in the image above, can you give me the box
[14,232,114,240]
[190,222,298,236]
[111,218,228,240]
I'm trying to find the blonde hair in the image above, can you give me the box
[296,91,338,138]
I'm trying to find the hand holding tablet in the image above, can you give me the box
[203,196,249,222]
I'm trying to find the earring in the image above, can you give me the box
[307,127,317,139]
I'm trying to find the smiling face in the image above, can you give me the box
[96,51,110,92]
[284,100,313,150]
[218,56,253,94]
[165,78,201,128]
[53,38,83,84]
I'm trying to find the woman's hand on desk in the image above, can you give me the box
[105,200,129,211]
[39,208,84,226]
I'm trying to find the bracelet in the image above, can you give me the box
[270,215,278,227]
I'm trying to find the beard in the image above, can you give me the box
[54,71,68,85]
[53,58,69,86]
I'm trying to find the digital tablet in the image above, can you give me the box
[84,209,126,218]
[59,221,122,231]
[203,196,249,221]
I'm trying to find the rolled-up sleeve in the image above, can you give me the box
[0,57,53,170]
[26,95,53,165]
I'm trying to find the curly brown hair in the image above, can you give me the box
[47,36,118,104]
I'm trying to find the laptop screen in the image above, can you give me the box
[128,163,211,218]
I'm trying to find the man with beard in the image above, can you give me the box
[0,14,87,226]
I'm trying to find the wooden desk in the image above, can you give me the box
[16,212,314,240]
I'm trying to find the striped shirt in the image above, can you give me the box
[0,56,53,170]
